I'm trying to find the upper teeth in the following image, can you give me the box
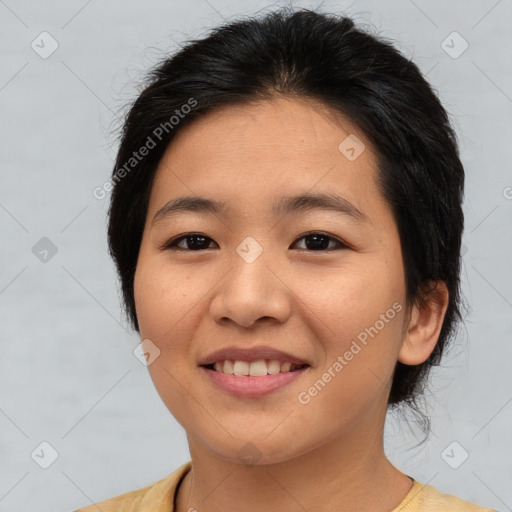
[213,360,303,376]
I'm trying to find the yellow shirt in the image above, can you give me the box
[72,461,497,512]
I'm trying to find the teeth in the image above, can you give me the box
[267,360,281,375]
[234,360,250,376]
[221,360,234,374]
[249,360,267,376]
[211,359,304,376]
[280,362,291,372]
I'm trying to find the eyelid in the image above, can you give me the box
[161,231,350,251]
[160,232,216,251]
[292,231,349,250]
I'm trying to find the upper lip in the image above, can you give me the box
[198,345,310,366]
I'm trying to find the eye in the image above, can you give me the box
[291,231,348,251]
[162,231,349,252]
[162,233,217,251]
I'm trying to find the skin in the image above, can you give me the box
[133,96,449,512]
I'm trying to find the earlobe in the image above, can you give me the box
[398,281,449,366]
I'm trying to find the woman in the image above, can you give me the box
[74,7,497,512]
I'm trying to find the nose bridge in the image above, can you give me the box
[228,235,273,302]
[211,235,289,327]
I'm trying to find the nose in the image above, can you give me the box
[209,248,292,329]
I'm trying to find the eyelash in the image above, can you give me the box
[162,231,349,252]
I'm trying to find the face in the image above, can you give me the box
[133,96,411,464]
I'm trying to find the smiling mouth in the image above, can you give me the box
[201,360,309,376]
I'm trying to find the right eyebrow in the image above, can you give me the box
[152,196,227,226]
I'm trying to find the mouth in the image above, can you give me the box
[199,360,310,398]
[200,360,310,376]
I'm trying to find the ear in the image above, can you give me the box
[398,281,449,365]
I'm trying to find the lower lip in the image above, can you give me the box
[200,366,309,398]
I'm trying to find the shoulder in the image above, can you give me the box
[71,461,192,512]
[393,479,497,512]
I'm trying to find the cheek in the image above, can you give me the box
[305,256,406,387]
[133,262,165,340]
[133,259,197,416]
[298,301,405,429]
[134,257,189,338]
[133,256,210,374]
[312,258,404,334]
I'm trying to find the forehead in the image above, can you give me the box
[148,96,386,225]
[162,95,373,165]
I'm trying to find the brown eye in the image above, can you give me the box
[291,232,348,251]
[162,232,348,252]
[163,233,217,251]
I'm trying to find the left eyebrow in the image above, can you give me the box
[272,192,367,222]
[151,192,368,225]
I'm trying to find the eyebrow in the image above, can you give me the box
[151,192,368,225]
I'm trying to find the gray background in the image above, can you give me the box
[1,1,511,511]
